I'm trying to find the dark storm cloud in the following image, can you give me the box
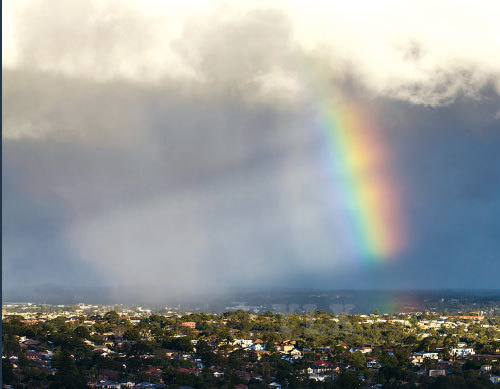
[4,67,500,299]
[2,69,350,300]
[3,0,500,301]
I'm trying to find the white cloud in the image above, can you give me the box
[3,0,500,113]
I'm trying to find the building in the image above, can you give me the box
[490,375,500,385]
[96,380,120,389]
[429,370,446,377]
[451,347,475,357]
[350,346,372,354]
[410,352,439,365]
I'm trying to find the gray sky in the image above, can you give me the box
[3,0,500,301]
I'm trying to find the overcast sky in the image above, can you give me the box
[3,0,500,301]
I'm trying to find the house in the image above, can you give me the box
[490,375,500,385]
[309,373,329,382]
[290,348,302,359]
[367,361,381,368]
[451,347,475,357]
[410,352,439,365]
[277,344,294,353]
[350,346,372,354]
[308,361,337,381]
[119,379,135,387]
[308,361,335,376]
[181,322,196,328]
[20,339,40,348]
[164,349,177,358]
[428,370,446,377]
[86,378,99,387]
[212,370,224,378]
[96,380,120,389]
[471,355,499,362]
[26,351,39,360]
[94,345,113,354]
[145,366,162,377]
[233,339,253,348]
[178,367,200,376]
[250,343,265,351]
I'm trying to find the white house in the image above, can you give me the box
[309,373,330,382]
[349,346,372,354]
[233,339,253,348]
[213,370,224,378]
[250,343,266,351]
[290,348,302,359]
[96,380,120,389]
[451,347,475,357]
[490,375,500,385]
[410,352,439,365]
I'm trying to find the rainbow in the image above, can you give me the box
[310,89,405,262]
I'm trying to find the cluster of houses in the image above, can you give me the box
[2,304,154,326]
[4,305,500,388]
[9,325,500,387]
[88,379,162,388]
[6,338,56,377]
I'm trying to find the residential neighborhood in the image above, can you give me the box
[3,303,500,388]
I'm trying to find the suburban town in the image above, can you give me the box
[3,303,500,388]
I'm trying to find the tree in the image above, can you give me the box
[2,333,20,356]
[196,340,216,365]
[74,325,91,339]
[377,371,386,385]
[104,311,120,325]
[124,327,140,342]
[275,359,293,382]
[351,351,366,368]
[334,370,361,388]
[52,349,77,375]
[2,358,15,385]
[171,336,194,352]
[51,349,87,388]
[228,348,246,369]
